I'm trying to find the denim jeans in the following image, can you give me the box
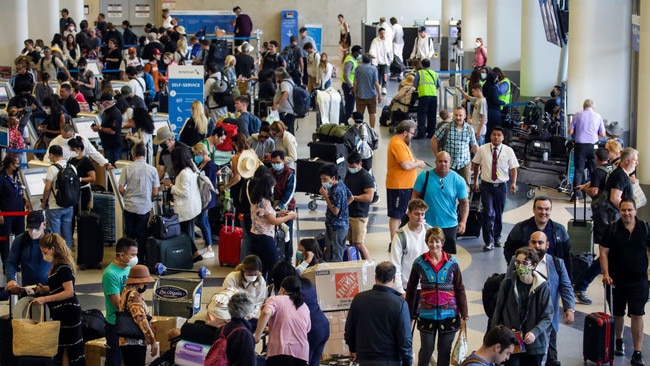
[196,208,213,246]
[103,146,121,165]
[123,210,150,263]
[46,206,74,249]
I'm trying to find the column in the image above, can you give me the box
[636,3,650,183]
[487,0,521,71]
[461,0,487,70]
[0,0,29,68]
[519,0,562,97]
[28,0,59,42]
[567,0,631,132]
[441,0,461,36]
[60,0,85,26]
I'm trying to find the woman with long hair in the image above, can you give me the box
[75,57,96,107]
[161,145,203,261]
[296,238,323,272]
[118,264,158,366]
[39,95,66,141]
[192,142,218,257]
[126,107,155,164]
[180,100,213,147]
[405,227,469,366]
[223,254,267,315]
[63,34,81,69]
[223,55,240,100]
[34,233,85,366]
[479,66,504,135]
[254,275,311,366]
[34,71,54,107]
[249,174,297,280]
[318,53,334,90]
[269,121,297,169]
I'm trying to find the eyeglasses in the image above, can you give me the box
[514,260,531,266]
[258,135,269,140]
[439,178,444,190]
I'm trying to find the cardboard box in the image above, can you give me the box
[302,260,376,311]
[151,316,187,353]
[84,338,107,366]
[322,310,350,360]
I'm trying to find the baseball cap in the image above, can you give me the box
[419,26,427,33]
[98,93,114,102]
[351,45,362,54]
[352,112,364,123]
[128,46,137,54]
[26,210,45,229]
[153,49,163,55]
[120,85,132,96]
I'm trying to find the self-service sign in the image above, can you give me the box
[168,65,204,133]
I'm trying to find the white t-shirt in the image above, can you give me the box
[45,160,77,209]
[389,223,430,293]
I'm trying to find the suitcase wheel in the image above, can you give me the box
[308,200,318,210]
[526,188,536,199]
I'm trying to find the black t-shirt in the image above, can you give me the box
[262,52,284,72]
[158,140,188,181]
[590,164,612,192]
[43,112,64,138]
[99,105,123,148]
[601,219,650,283]
[235,54,255,78]
[0,171,26,212]
[69,156,95,181]
[104,48,123,71]
[258,81,276,101]
[604,166,632,201]
[63,96,80,118]
[344,169,374,218]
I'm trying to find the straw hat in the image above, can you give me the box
[237,149,262,179]
[176,26,186,35]
[401,74,415,87]
[125,265,155,285]
[236,41,254,54]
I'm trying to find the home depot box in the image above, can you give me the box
[322,310,350,359]
[302,260,376,311]
[85,337,161,366]
[151,316,187,353]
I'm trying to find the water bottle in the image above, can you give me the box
[542,151,549,161]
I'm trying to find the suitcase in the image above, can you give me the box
[525,156,567,175]
[92,191,116,244]
[219,213,242,267]
[567,199,594,254]
[76,211,104,269]
[0,314,14,366]
[308,141,348,164]
[583,286,615,365]
[296,158,347,195]
[379,105,391,127]
[175,340,210,366]
[550,135,567,158]
[343,245,361,261]
[527,140,551,158]
[458,192,482,238]
[145,234,194,272]
[518,165,562,189]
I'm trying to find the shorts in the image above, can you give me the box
[387,188,412,219]
[356,97,377,115]
[348,217,369,243]
[611,280,649,317]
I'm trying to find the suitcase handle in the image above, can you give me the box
[573,191,588,222]
[603,284,613,315]
[224,213,235,232]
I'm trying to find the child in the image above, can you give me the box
[457,83,487,145]
[296,238,324,272]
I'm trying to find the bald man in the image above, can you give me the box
[506,231,575,366]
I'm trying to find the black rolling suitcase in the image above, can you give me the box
[76,210,104,269]
[308,141,348,164]
[296,158,346,195]
[92,191,116,244]
[458,192,482,238]
[145,233,194,272]
[0,314,13,366]
[583,286,615,365]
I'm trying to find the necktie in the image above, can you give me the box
[491,146,498,181]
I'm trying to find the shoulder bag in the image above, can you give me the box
[12,301,61,357]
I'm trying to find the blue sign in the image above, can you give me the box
[281,10,299,50]
[0,127,7,147]
[173,10,235,35]
[304,24,323,53]
[167,65,205,133]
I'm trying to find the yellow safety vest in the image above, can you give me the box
[417,69,438,97]
[498,78,512,109]
[340,54,358,84]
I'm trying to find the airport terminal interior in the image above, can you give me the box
[0,0,649,365]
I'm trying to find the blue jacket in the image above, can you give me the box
[507,253,575,332]
[5,231,51,286]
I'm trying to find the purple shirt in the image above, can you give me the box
[235,14,253,37]
[570,107,605,143]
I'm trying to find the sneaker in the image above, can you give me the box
[494,240,503,247]
[482,244,494,252]
[381,87,387,95]
[575,291,593,305]
[615,339,625,356]
[202,250,215,259]
[632,351,645,366]
[192,255,204,263]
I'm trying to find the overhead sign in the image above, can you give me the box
[167,65,205,133]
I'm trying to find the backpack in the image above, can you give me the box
[283,80,310,118]
[197,170,217,210]
[437,122,452,152]
[591,165,617,219]
[210,74,233,108]
[203,326,246,366]
[481,272,505,319]
[52,160,80,207]
[280,45,299,74]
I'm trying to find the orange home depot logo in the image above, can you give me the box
[335,272,359,298]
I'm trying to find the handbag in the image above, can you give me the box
[632,179,647,208]
[114,291,147,339]
[149,213,181,239]
[12,302,61,357]
[450,320,468,365]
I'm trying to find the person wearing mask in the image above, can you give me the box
[319,163,353,262]
[44,124,112,169]
[191,143,218,258]
[270,150,297,262]
[369,28,393,95]
[344,152,375,260]
[92,93,123,164]
[295,239,324,271]
[75,58,97,107]
[0,154,31,266]
[473,38,487,68]
[269,121,298,169]
[39,94,66,143]
[33,233,85,366]
[67,136,96,226]
[341,45,363,122]
[272,67,297,134]
[41,145,76,248]
[119,264,159,366]
[201,126,230,168]
[102,238,139,366]
[4,211,50,295]
[222,255,267,316]
[154,125,189,181]
[479,67,504,136]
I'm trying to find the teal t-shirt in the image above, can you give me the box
[413,169,468,228]
[102,262,131,324]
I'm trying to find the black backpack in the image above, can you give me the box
[210,74,233,108]
[52,160,80,207]
[481,272,505,319]
[281,45,299,74]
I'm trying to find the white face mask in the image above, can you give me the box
[127,256,138,267]
[29,228,44,239]
[44,107,52,115]
[475,42,481,47]
[245,275,257,282]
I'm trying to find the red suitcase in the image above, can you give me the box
[583,285,615,365]
[219,213,242,266]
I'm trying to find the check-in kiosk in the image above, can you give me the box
[152,113,172,134]
[86,61,104,82]
[107,167,125,241]
[19,167,48,209]
[49,82,60,96]
[0,81,15,110]
[72,114,101,141]
[110,80,129,96]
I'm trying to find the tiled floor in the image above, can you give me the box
[2,77,648,365]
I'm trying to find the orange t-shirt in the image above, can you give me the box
[144,62,160,92]
[386,135,417,189]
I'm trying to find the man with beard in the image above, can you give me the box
[505,231,575,366]
[386,120,427,241]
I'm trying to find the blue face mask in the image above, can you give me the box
[272,163,284,171]
[480,72,487,80]
[347,167,360,174]
[322,182,332,190]
[194,155,204,164]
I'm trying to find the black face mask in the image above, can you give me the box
[550,91,557,97]
[160,142,169,151]
[137,284,147,293]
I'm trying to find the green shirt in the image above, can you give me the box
[102,262,131,324]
